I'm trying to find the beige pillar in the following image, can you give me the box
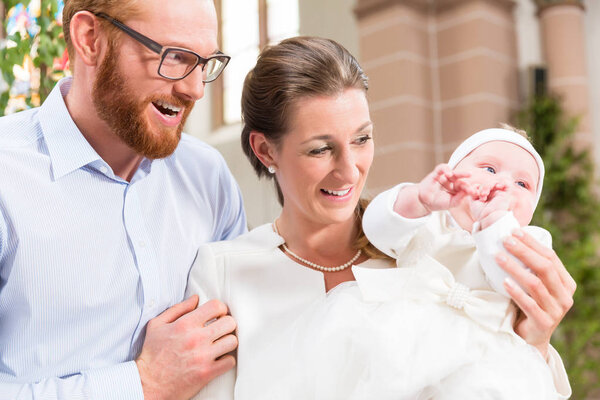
[355,0,520,194]
[537,0,592,145]
[435,0,519,161]
[355,0,434,193]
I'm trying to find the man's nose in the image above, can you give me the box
[173,66,206,101]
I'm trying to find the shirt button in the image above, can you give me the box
[147,299,156,308]
[139,240,146,248]
[99,166,108,174]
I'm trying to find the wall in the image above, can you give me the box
[186,0,360,227]
[584,0,600,163]
[298,0,360,58]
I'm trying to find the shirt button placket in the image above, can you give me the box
[123,184,161,339]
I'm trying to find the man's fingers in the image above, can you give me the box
[183,298,230,327]
[210,354,237,380]
[153,295,200,324]
[212,332,239,358]
[203,314,237,341]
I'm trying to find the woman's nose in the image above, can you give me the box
[333,147,359,182]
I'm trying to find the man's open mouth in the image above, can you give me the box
[152,100,182,117]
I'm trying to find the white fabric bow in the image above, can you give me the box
[352,257,517,334]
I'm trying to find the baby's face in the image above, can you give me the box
[452,141,539,226]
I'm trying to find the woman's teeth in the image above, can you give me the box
[322,188,351,196]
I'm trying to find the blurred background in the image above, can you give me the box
[1,0,599,398]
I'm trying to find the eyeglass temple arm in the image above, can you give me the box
[94,12,163,55]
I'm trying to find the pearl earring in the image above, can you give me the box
[268,165,276,174]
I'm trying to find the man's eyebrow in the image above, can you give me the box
[162,42,222,56]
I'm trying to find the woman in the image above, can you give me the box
[187,36,575,399]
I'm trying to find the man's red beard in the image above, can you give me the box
[92,41,194,159]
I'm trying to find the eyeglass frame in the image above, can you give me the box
[93,12,231,83]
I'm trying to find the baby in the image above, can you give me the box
[356,127,569,399]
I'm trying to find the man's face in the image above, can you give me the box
[92,0,219,159]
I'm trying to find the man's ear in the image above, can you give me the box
[69,11,106,66]
[249,131,278,170]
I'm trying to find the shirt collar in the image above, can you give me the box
[38,77,103,181]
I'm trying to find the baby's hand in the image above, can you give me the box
[417,164,478,213]
[471,180,516,229]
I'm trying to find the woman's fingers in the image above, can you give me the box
[495,250,557,316]
[503,230,575,312]
[503,276,554,332]
[511,229,576,295]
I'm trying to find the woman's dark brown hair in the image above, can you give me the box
[241,36,389,260]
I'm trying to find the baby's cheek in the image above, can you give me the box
[514,198,536,226]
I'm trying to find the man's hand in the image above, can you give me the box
[136,295,238,400]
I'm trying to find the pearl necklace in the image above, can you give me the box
[274,221,362,273]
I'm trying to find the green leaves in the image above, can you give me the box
[0,0,66,115]
[518,95,600,398]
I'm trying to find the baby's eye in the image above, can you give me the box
[484,166,495,174]
[516,181,527,189]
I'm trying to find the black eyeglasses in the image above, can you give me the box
[94,12,230,83]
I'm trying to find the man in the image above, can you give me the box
[0,0,244,398]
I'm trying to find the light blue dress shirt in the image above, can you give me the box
[0,78,247,399]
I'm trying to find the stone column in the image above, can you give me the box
[434,0,519,161]
[355,0,520,193]
[355,0,434,193]
[536,0,592,144]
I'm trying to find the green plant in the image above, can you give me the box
[0,0,67,116]
[518,95,600,399]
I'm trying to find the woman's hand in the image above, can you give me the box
[495,228,576,358]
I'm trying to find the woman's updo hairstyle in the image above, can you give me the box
[241,36,368,203]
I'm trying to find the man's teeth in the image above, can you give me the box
[155,100,181,114]
[323,188,351,196]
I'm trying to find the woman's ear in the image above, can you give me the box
[249,131,278,170]
[69,11,106,66]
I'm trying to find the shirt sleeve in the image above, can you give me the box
[546,344,572,399]
[472,212,552,297]
[214,155,247,241]
[363,183,431,259]
[186,245,235,400]
[0,361,143,400]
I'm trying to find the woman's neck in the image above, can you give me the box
[275,211,359,264]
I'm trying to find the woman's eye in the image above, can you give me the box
[309,146,330,156]
[354,135,372,145]
[484,166,495,174]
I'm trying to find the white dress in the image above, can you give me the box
[187,207,571,399]
[236,184,567,399]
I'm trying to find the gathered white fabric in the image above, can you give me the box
[353,257,517,334]
[447,128,545,207]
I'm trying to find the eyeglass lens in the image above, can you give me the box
[160,49,226,81]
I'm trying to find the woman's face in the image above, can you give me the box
[272,88,374,226]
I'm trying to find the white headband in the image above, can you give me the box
[447,128,545,207]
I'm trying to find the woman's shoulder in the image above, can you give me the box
[200,222,284,259]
